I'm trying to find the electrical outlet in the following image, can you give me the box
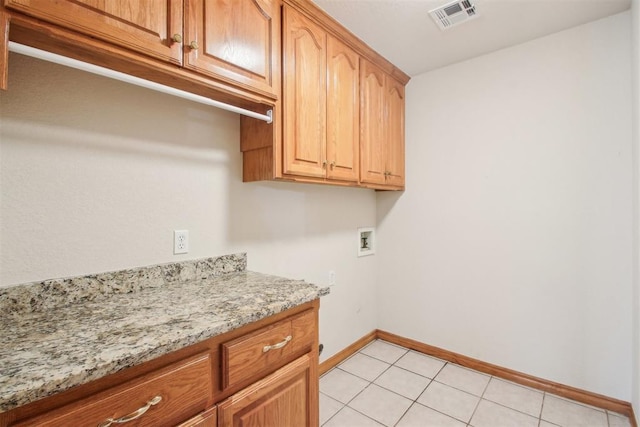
[174,230,189,254]
[329,270,336,286]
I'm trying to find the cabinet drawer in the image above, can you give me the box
[15,354,213,427]
[222,310,315,390]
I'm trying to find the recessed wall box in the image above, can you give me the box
[357,227,375,257]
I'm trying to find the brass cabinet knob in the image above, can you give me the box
[189,41,199,50]
[322,160,327,169]
[330,161,336,170]
[171,33,182,44]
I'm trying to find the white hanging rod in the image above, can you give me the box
[8,42,273,124]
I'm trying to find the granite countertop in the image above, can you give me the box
[0,253,329,413]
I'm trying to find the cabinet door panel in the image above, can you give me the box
[5,0,182,64]
[385,78,405,187]
[359,59,386,185]
[282,6,326,178]
[218,355,314,427]
[326,36,359,182]
[178,407,217,427]
[184,0,279,97]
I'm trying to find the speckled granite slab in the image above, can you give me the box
[0,255,329,413]
[0,253,247,316]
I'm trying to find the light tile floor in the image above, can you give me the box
[320,340,632,427]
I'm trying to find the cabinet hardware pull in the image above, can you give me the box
[97,395,162,427]
[263,335,292,353]
[330,161,336,170]
[322,160,327,169]
[189,41,199,50]
[171,34,182,44]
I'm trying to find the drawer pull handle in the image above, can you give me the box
[97,395,162,427]
[263,335,292,353]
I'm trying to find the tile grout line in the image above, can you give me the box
[333,348,398,427]
[337,343,447,427]
[391,372,434,427]
[465,372,492,426]
[539,392,547,427]
[478,383,546,421]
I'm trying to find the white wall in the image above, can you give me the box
[0,53,378,362]
[377,12,633,400]
[632,0,640,420]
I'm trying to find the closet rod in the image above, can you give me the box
[8,42,273,124]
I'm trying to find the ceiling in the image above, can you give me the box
[312,0,632,77]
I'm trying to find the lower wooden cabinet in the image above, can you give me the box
[13,354,213,427]
[178,407,217,427]
[218,354,315,427]
[2,301,320,427]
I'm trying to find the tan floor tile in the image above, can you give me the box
[320,368,369,404]
[323,406,384,427]
[374,366,431,400]
[349,384,413,427]
[541,394,607,427]
[360,340,408,364]
[434,363,490,396]
[608,411,632,427]
[470,399,538,427]
[483,377,543,417]
[395,350,446,379]
[417,380,480,423]
[320,392,344,425]
[339,353,390,381]
[397,403,466,427]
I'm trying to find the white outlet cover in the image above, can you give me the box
[357,227,375,257]
[174,230,189,254]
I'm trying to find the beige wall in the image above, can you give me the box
[0,53,378,362]
[377,12,633,400]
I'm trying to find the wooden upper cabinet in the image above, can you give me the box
[385,78,405,187]
[360,59,386,185]
[184,0,280,97]
[282,5,326,178]
[360,58,405,188]
[326,35,359,182]
[281,7,359,183]
[4,0,183,64]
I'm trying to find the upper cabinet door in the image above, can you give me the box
[282,5,327,178]
[184,0,280,98]
[385,77,405,187]
[326,35,359,182]
[5,0,183,64]
[359,59,386,185]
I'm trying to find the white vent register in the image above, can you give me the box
[429,0,478,30]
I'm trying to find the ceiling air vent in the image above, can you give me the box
[429,0,478,31]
